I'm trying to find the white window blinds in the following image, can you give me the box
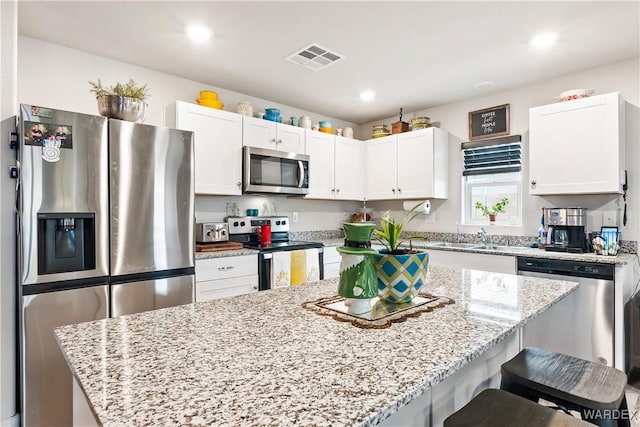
[462,135,522,176]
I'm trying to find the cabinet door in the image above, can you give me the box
[176,101,242,195]
[335,136,364,200]
[397,128,448,199]
[365,135,398,200]
[305,130,336,199]
[195,275,259,302]
[195,255,258,282]
[242,115,278,150]
[529,92,622,195]
[276,123,305,154]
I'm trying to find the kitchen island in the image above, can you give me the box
[55,265,577,426]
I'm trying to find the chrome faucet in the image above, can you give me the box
[455,223,464,243]
[478,227,489,244]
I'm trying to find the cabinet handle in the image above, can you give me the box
[237,181,241,187]
[271,138,277,143]
[218,266,234,271]
[253,285,258,290]
[531,180,536,186]
[336,188,340,193]
[397,188,402,193]
[392,188,396,193]
[277,139,283,144]
[331,188,335,193]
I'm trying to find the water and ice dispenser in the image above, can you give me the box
[37,212,96,275]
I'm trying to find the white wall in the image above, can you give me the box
[0,2,19,426]
[360,58,640,241]
[17,36,357,133]
[16,37,640,239]
[17,36,361,230]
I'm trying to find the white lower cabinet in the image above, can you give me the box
[323,246,341,279]
[195,255,259,302]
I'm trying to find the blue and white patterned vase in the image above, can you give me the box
[373,250,429,303]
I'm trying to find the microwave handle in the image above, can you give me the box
[297,161,304,188]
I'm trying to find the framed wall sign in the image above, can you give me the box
[469,104,510,140]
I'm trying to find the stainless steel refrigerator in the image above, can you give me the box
[17,104,195,426]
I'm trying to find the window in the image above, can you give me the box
[462,136,522,225]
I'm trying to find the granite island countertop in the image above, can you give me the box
[55,266,578,427]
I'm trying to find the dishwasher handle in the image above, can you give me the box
[517,257,614,280]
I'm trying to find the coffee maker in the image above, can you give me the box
[543,208,588,253]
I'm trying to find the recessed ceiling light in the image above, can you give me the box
[185,24,212,43]
[530,32,558,49]
[360,90,376,102]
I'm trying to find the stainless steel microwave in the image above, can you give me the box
[242,146,310,195]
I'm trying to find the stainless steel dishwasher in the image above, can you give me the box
[517,257,615,367]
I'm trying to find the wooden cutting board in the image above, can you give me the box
[196,242,244,252]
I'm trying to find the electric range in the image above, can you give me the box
[226,216,324,290]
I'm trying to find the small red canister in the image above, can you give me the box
[256,224,272,246]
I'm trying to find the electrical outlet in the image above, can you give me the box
[292,212,299,222]
[602,210,617,226]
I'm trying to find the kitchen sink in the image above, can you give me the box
[425,242,528,252]
[472,244,528,252]
[426,242,483,249]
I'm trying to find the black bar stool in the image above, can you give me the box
[500,347,630,427]
[443,388,592,426]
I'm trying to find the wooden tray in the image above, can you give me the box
[196,242,244,252]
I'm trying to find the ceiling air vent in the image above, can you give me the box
[286,43,344,71]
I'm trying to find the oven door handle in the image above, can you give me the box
[297,161,304,188]
[263,253,272,259]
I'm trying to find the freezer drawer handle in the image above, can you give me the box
[218,266,234,271]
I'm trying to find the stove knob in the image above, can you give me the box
[240,221,246,226]
[281,220,287,226]
[206,230,213,236]
[233,221,239,227]
[275,220,281,225]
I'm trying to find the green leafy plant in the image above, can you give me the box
[373,201,424,254]
[474,197,509,216]
[89,79,149,101]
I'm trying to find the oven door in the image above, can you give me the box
[259,248,324,290]
[243,146,309,195]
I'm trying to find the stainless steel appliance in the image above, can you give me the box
[227,216,323,290]
[517,257,614,367]
[543,207,588,253]
[242,146,310,195]
[17,105,195,426]
[196,222,229,243]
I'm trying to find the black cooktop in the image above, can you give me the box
[244,240,324,252]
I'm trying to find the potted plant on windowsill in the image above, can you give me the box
[89,79,149,123]
[372,202,429,304]
[474,197,510,223]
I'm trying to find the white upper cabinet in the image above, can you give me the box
[174,101,242,195]
[365,128,449,200]
[242,116,305,154]
[365,134,398,200]
[529,92,624,195]
[334,136,365,200]
[397,128,448,199]
[305,132,364,200]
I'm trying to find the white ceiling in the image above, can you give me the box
[17,1,640,124]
